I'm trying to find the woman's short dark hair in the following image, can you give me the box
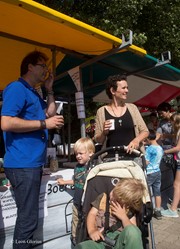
[20,51,48,76]
[106,74,127,99]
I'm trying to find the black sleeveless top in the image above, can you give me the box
[105,108,135,147]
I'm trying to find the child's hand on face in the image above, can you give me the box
[110,201,132,227]
[89,228,104,241]
[110,201,127,220]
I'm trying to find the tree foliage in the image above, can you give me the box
[35,0,180,68]
[136,0,180,67]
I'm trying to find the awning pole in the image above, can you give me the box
[67,95,71,161]
[48,48,57,148]
[79,69,86,138]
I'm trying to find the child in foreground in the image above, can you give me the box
[57,137,95,245]
[145,129,164,220]
[74,178,145,249]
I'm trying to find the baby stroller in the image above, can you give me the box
[75,146,155,249]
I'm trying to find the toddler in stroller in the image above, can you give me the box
[75,178,146,249]
[74,146,154,249]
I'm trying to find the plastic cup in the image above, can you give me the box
[109,119,115,130]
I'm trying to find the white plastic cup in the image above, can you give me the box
[109,119,115,130]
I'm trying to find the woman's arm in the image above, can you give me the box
[94,106,106,144]
[127,104,149,152]
[164,135,180,154]
[131,131,149,147]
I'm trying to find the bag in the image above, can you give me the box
[162,154,174,168]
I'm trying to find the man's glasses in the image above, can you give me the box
[36,64,48,69]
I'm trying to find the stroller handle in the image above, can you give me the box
[123,146,141,156]
[91,145,142,161]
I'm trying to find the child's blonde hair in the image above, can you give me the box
[74,137,95,154]
[113,178,145,213]
[170,113,180,137]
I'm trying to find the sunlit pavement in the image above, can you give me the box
[149,214,180,249]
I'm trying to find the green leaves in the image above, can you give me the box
[35,0,180,68]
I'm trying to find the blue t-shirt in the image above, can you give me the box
[145,145,164,175]
[1,78,48,168]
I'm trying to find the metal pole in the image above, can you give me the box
[79,68,86,138]
[67,95,71,161]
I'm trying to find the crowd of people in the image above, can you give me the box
[0,50,179,249]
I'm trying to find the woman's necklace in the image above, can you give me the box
[111,105,124,126]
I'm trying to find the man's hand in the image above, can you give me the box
[44,71,54,91]
[45,115,64,130]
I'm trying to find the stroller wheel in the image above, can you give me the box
[143,238,150,249]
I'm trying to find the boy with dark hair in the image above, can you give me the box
[145,129,164,219]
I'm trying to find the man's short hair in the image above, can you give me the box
[20,51,48,76]
[157,102,171,112]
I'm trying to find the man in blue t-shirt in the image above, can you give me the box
[145,130,164,220]
[1,51,64,249]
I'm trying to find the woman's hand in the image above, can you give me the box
[126,138,139,153]
[103,119,113,135]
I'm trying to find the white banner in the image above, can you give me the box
[68,66,81,91]
[75,91,86,119]
[0,183,48,229]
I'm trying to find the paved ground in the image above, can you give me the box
[149,212,180,249]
